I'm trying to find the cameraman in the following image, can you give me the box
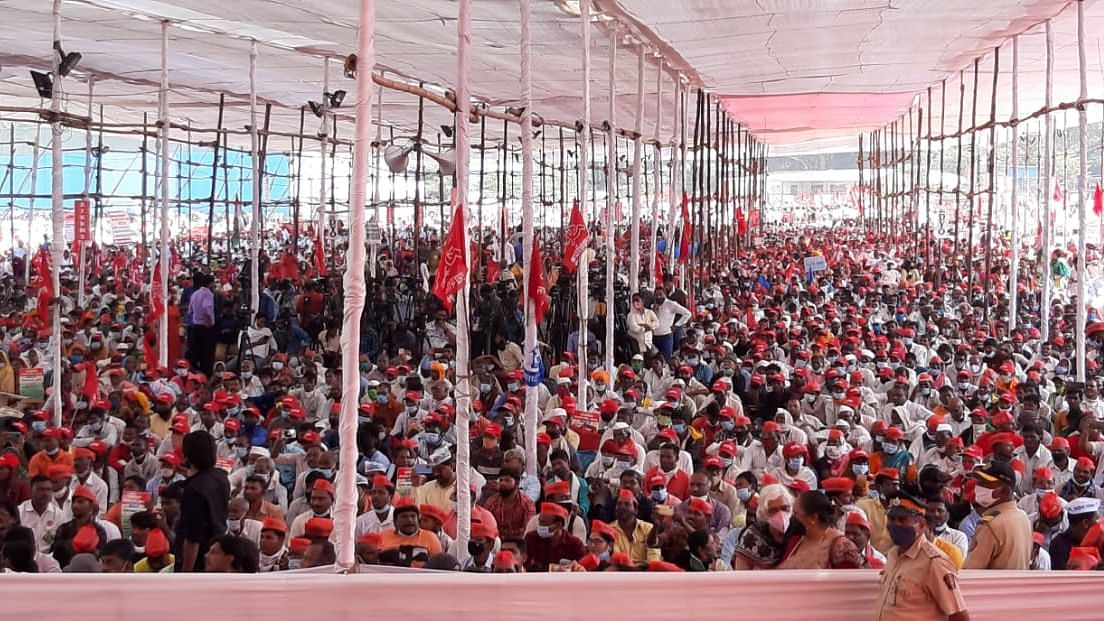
[238,313,277,371]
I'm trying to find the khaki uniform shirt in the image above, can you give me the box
[875,537,967,621]
[857,496,891,555]
[962,499,1032,570]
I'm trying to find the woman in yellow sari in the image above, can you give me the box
[0,351,15,394]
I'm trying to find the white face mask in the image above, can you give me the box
[974,485,999,508]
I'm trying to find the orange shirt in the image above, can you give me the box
[378,528,443,567]
[27,450,74,478]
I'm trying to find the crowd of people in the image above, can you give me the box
[0,220,1099,610]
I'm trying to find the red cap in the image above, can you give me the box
[543,480,571,496]
[312,478,336,496]
[688,497,713,516]
[539,502,569,521]
[223,418,241,432]
[1039,492,1063,520]
[72,524,100,554]
[145,528,170,557]
[304,517,334,538]
[72,485,99,506]
[782,442,806,459]
[419,504,448,525]
[261,517,288,534]
[875,467,900,481]
[822,477,853,494]
[846,511,871,531]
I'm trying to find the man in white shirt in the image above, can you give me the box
[71,448,109,510]
[651,290,690,359]
[355,476,396,537]
[240,313,277,368]
[18,476,69,552]
[927,497,969,557]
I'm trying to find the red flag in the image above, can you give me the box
[432,204,469,313]
[81,361,99,401]
[1053,180,1063,202]
[736,207,747,237]
[563,201,589,274]
[678,193,692,264]
[527,241,550,324]
[1094,183,1103,216]
[485,256,501,284]
[314,227,327,276]
[149,262,164,324]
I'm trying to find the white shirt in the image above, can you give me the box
[72,472,109,510]
[355,506,395,538]
[228,518,264,547]
[653,299,691,336]
[935,525,969,558]
[17,500,68,552]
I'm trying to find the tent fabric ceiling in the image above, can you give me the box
[0,0,1101,155]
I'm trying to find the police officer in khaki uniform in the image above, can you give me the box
[963,460,1032,570]
[875,491,969,621]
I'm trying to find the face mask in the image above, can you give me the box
[507,382,520,393]
[234,446,248,458]
[32,421,47,433]
[502,415,514,427]
[974,485,998,508]
[888,523,918,548]
[831,391,845,400]
[70,355,83,364]
[287,558,302,570]
[536,525,554,539]
[883,442,900,455]
[376,395,388,404]
[479,383,492,394]
[932,522,948,533]
[422,432,440,445]
[467,541,487,557]
[54,487,69,500]
[736,488,752,503]
[768,510,791,534]
[970,364,983,374]
[805,394,817,403]
[272,362,285,371]
[721,420,735,432]
[826,446,842,460]
[175,368,188,377]
[672,423,686,435]
[242,371,253,380]
[972,424,987,436]
[1057,365,1070,375]
[595,383,607,393]
[921,387,931,397]
[651,489,668,502]
[227,518,241,532]
[721,457,733,468]
[852,463,869,476]
[787,458,804,471]
[722,369,735,377]
[687,357,699,366]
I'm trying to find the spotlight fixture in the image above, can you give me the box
[327,90,345,108]
[308,100,324,118]
[343,54,358,79]
[56,46,81,77]
[30,71,52,99]
[505,105,525,117]
[440,124,454,138]
[428,149,456,176]
[384,144,413,173]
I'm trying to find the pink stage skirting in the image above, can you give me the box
[5,569,1104,620]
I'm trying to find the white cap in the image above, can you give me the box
[428,447,453,466]
[1067,497,1100,516]
[611,422,631,432]
[935,423,953,434]
[249,447,271,458]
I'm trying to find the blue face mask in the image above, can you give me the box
[672,423,687,435]
[32,420,47,433]
[503,416,514,427]
[651,489,668,502]
[70,355,83,364]
[721,420,735,432]
[787,458,804,471]
[736,487,752,503]
[376,395,388,404]
[887,523,918,548]
[422,432,441,445]
[312,468,333,479]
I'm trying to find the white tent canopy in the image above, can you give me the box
[2,1,1103,154]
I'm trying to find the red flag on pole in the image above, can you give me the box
[1094,183,1103,216]
[563,201,589,274]
[527,241,550,324]
[1053,180,1063,202]
[149,262,164,324]
[678,193,692,264]
[81,361,99,401]
[433,204,469,313]
[736,206,747,237]
[314,226,327,276]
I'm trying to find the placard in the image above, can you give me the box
[18,368,44,400]
[803,255,827,273]
[396,466,414,496]
[120,490,151,540]
[216,458,236,473]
